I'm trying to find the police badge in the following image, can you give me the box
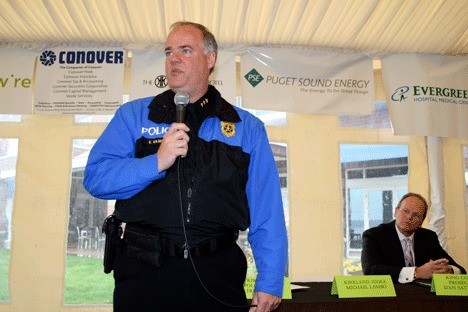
[221,121,235,137]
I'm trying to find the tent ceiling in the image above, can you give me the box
[0,0,467,56]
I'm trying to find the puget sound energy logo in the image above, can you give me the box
[244,68,370,95]
[244,69,264,87]
[391,85,468,105]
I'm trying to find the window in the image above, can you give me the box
[338,102,391,129]
[65,139,113,304]
[0,115,21,122]
[0,138,19,301]
[74,115,114,123]
[66,140,289,304]
[239,142,289,275]
[244,109,286,127]
[340,144,408,274]
[236,97,286,126]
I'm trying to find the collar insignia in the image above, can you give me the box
[221,121,235,137]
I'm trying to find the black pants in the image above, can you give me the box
[113,240,249,312]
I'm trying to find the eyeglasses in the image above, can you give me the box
[399,208,422,221]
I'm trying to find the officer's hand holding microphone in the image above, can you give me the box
[157,123,190,173]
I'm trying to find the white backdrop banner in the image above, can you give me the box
[129,50,237,104]
[0,48,36,114]
[129,50,166,100]
[34,47,124,114]
[240,48,374,114]
[381,54,468,138]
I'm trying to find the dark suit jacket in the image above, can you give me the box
[361,220,466,282]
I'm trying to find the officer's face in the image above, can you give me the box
[165,25,215,101]
[394,196,426,236]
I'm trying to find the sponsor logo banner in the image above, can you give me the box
[129,50,236,104]
[241,48,374,114]
[34,47,125,115]
[0,48,36,114]
[382,54,468,138]
[129,50,166,100]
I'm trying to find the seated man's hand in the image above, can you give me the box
[416,258,452,279]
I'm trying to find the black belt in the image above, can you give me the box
[124,224,238,258]
[162,231,238,258]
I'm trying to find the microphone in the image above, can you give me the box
[174,92,190,123]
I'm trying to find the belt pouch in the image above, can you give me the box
[102,214,122,274]
[125,225,162,267]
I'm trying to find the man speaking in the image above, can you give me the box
[84,21,288,311]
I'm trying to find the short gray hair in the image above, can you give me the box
[169,21,218,73]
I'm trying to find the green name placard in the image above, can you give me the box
[331,275,396,298]
[244,275,292,299]
[430,274,468,296]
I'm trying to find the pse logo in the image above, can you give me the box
[244,68,264,87]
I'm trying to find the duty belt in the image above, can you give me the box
[124,223,239,259]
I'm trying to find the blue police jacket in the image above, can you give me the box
[84,86,288,297]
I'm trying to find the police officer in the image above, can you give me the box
[84,21,288,312]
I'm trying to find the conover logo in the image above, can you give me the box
[40,50,56,66]
[40,50,124,66]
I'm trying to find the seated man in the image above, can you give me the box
[361,192,466,283]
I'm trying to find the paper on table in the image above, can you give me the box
[291,284,310,290]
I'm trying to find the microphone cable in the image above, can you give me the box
[176,157,256,309]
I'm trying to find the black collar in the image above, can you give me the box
[147,85,240,124]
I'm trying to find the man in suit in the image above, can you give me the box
[361,192,466,283]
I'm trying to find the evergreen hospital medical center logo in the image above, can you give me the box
[391,85,468,105]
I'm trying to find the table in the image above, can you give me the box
[277,282,468,312]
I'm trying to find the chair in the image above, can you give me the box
[350,231,362,249]
[96,226,106,251]
[347,269,364,276]
[76,226,88,249]
[84,227,97,249]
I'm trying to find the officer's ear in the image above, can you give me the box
[207,51,216,73]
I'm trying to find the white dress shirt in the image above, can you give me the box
[395,224,460,283]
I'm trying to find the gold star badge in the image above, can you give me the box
[221,121,235,137]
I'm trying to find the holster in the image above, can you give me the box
[124,224,162,268]
[102,214,122,274]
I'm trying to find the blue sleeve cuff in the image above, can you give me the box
[254,271,285,297]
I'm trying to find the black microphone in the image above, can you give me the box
[174,92,190,123]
